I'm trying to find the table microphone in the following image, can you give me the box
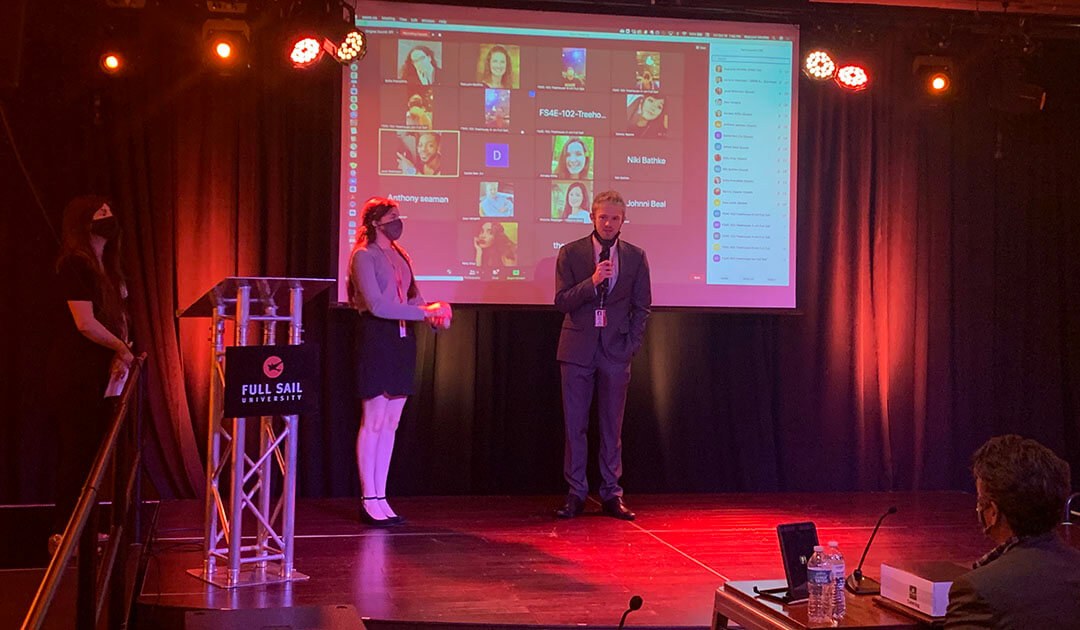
[617,595,643,629]
[845,506,897,595]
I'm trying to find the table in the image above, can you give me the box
[712,580,935,630]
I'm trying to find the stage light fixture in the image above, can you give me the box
[803,49,837,81]
[835,63,870,91]
[280,1,366,69]
[99,51,124,75]
[320,2,367,65]
[331,29,366,64]
[288,35,324,68]
[202,18,250,72]
[912,55,955,99]
[215,41,233,59]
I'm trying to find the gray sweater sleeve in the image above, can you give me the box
[350,248,427,321]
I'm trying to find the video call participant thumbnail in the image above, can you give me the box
[485,89,510,129]
[473,221,519,268]
[379,130,460,177]
[458,134,533,179]
[478,44,519,89]
[479,182,514,217]
[551,181,591,222]
[626,94,667,138]
[562,48,586,88]
[635,52,660,90]
[399,41,441,86]
[405,90,433,128]
[552,136,594,180]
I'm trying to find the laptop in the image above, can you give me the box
[754,521,819,605]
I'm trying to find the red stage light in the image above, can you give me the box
[929,72,950,94]
[214,41,233,60]
[99,52,123,75]
[289,36,324,68]
[835,64,870,91]
[202,19,250,73]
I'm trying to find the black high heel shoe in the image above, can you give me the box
[359,497,392,527]
[376,496,405,525]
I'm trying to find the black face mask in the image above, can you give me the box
[591,229,619,248]
[90,216,120,239]
[379,218,404,241]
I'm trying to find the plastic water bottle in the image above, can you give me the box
[807,545,834,624]
[827,541,846,621]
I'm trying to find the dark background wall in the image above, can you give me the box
[2,0,1078,503]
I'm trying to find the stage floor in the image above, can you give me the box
[137,492,989,628]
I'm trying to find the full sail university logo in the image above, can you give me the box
[263,355,284,378]
[241,355,304,404]
[224,345,319,418]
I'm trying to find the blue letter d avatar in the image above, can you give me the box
[486,143,510,168]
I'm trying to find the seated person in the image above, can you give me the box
[945,435,1080,628]
[479,182,513,217]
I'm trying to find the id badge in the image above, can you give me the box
[399,320,407,338]
[594,309,607,328]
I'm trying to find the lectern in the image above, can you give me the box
[178,277,333,588]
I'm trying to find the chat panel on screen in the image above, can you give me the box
[339,1,798,308]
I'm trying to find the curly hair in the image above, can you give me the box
[972,434,1071,537]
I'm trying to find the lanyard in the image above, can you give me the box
[375,244,409,338]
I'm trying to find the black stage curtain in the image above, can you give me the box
[3,3,1078,503]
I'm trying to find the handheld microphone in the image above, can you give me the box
[617,595,643,629]
[845,506,897,595]
[598,244,611,296]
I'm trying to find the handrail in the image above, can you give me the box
[21,353,147,630]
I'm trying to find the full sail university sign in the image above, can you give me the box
[224,344,319,418]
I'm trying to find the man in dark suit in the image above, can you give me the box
[553,190,651,520]
[945,435,1080,629]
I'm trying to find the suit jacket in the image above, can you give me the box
[554,235,651,366]
[945,532,1080,629]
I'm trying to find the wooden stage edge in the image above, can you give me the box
[136,492,990,629]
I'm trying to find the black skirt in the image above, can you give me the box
[355,312,418,400]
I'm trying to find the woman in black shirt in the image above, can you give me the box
[45,195,133,548]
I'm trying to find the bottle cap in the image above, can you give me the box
[813,545,824,551]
